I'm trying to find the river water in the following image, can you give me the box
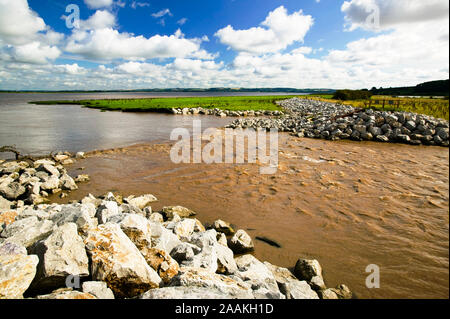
[1,93,449,299]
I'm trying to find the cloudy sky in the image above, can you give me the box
[0,0,448,90]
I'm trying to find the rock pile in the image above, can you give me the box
[171,107,283,118]
[227,98,449,146]
[0,152,89,210]
[1,192,352,299]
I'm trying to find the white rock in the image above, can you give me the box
[84,223,162,298]
[0,242,39,299]
[82,281,115,299]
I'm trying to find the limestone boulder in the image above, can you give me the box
[0,242,39,299]
[84,223,162,298]
[29,223,89,292]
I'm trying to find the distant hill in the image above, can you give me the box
[369,79,449,97]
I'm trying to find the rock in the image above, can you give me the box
[162,206,196,219]
[75,152,86,159]
[139,286,242,299]
[125,194,157,210]
[2,217,54,249]
[183,230,219,273]
[234,255,279,294]
[309,275,326,291]
[171,218,198,239]
[61,159,75,166]
[40,175,60,191]
[116,214,152,252]
[96,201,121,224]
[54,154,70,162]
[81,194,102,207]
[396,134,411,143]
[143,248,180,284]
[213,219,235,235]
[29,223,89,292]
[120,203,145,217]
[82,281,115,299]
[0,211,17,227]
[317,288,339,299]
[263,261,317,299]
[169,267,253,299]
[376,135,390,142]
[214,244,237,275]
[0,196,13,211]
[148,212,164,223]
[228,229,254,254]
[0,242,39,299]
[329,284,353,299]
[84,223,162,298]
[217,233,228,247]
[294,258,323,282]
[35,288,96,299]
[34,159,55,167]
[59,174,78,191]
[149,221,182,254]
[75,174,90,183]
[0,182,26,200]
[170,243,199,264]
[36,164,60,177]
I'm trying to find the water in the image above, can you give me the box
[52,137,448,299]
[1,92,448,299]
[0,92,299,157]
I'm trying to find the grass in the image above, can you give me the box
[299,95,449,120]
[30,96,302,112]
[31,94,449,120]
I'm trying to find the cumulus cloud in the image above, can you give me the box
[215,6,313,54]
[82,10,116,29]
[342,0,449,31]
[65,27,209,61]
[0,0,46,45]
[84,0,114,9]
[0,0,62,64]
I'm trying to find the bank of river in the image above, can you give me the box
[1,93,449,299]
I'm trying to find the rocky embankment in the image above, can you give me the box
[0,152,89,210]
[227,98,449,147]
[1,164,352,299]
[171,107,283,118]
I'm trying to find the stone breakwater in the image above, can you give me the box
[1,183,352,299]
[0,152,89,210]
[171,107,283,118]
[226,98,450,147]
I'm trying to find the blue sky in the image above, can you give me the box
[0,0,448,90]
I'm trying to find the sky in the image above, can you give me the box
[0,0,448,90]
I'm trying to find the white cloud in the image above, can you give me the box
[131,1,150,9]
[152,9,173,18]
[11,41,60,64]
[84,0,114,9]
[65,27,209,61]
[177,18,188,25]
[342,0,449,31]
[215,6,313,54]
[0,0,46,45]
[0,0,62,64]
[82,10,116,29]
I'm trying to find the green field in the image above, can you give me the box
[30,96,301,112]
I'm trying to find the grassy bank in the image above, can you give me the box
[30,96,300,112]
[303,95,449,120]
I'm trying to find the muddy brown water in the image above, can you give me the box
[49,134,449,299]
